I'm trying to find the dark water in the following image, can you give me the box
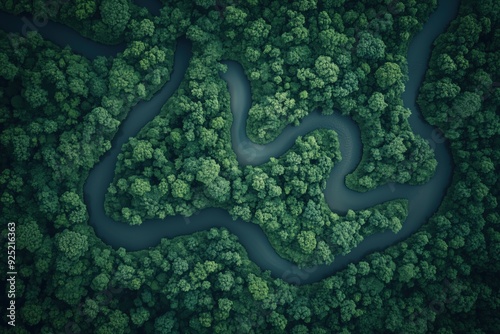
[0,0,458,284]
[0,11,125,58]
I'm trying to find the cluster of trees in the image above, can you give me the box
[2,0,132,44]
[102,0,443,265]
[411,0,499,331]
[107,96,407,264]
[103,0,412,265]
[1,0,498,333]
[218,0,439,190]
[0,0,183,232]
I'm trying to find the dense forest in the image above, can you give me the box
[1,0,499,333]
[103,0,434,265]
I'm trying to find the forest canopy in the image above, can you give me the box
[1,0,499,333]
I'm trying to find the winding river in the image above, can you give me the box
[0,0,458,284]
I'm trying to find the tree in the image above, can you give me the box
[54,275,87,305]
[371,254,395,283]
[293,0,317,11]
[83,299,99,320]
[130,178,151,197]
[205,176,231,202]
[131,307,150,326]
[99,0,130,37]
[23,85,48,108]
[171,179,191,199]
[302,200,322,224]
[375,62,403,90]
[318,28,349,51]
[269,311,287,331]
[155,312,177,333]
[55,230,88,259]
[225,6,247,26]
[397,263,417,283]
[20,303,43,326]
[244,19,271,44]
[436,53,457,75]
[107,310,130,333]
[217,298,232,320]
[356,32,386,60]
[314,55,340,83]
[451,91,482,118]
[124,41,146,59]
[297,230,317,254]
[129,19,155,40]
[248,273,269,301]
[0,52,18,80]
[84,107,119,139]
[131,140,154,163]
[74,0,96,20]
[288,302,312,321]
[340,299,357,322]
[115,264,137,288]
[17,220,43,252]
[60,191,87,226]
[368,92,388,112]
[109,59,140,95]
[217,272,235,291]
[196,158,220,184]
[91,273,110,291]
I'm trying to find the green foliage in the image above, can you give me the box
[171,178,191,199]
[196,158,221,184]
[99,0,130,38]
[356,32,386,60]
[195,0,215,9]
[91,273,110,291]
[368,91,388,113]
[55,230,89,259]
[247,273,269,301]
[375,62,403,90]
[297,230,317,254]
[2,0,499,333]
[75,0,96,20]
[17,220,43,252]
[20,303,43,326]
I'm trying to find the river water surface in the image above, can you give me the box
[0,0,458,284]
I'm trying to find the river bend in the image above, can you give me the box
[0,0,458,284]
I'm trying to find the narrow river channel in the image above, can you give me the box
[0,0,458,284]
